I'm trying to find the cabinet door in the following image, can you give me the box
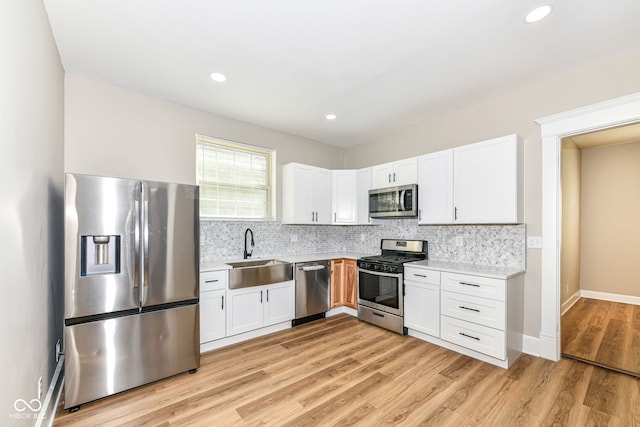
[404,282,440,337]
[332,170,357,224]
[418,150,454,224]
[392,157,418,186]
[314,168,333,224]
[200,289,225,343]
[343,259,357,309]
[264,281,295,326]
[282,163,315,224]
[371,162,395,188]
[357,168,372,224]
[226,287,264,336]
[453,135,521,223]
[330,259,344,308]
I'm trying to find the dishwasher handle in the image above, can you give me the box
[297,265,327,272]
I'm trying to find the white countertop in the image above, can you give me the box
[200,252,374,272]
[404,260,525,280]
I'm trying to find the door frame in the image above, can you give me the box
[536,91,640,361]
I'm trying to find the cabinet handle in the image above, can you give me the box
[460,282,480,287]
[459,332,480,341]
[315,212,318,222]
[454,207,458,221]
[205,279,219,283]
[311,211,314,222]
[221,295,224,310]
[260,290,263,303]
[413,273,427,278]
[418,209,422,221]
[266,289,269,302]
[334,212,336,222]
[393,172,396,182]
[388,173,391,183]
[459,305,480,312]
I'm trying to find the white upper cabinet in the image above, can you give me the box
[371,157,418,188]
[282,163,332,224]
[332,170,357,224]
[357,168,372,225]
[417,149,454,224]
[453,134,523,224]
[417,134,523,225]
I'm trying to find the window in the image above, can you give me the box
[196,134,275,220]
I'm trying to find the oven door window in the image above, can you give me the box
[358,271,400,310]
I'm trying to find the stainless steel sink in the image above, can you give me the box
[227,259,293,289]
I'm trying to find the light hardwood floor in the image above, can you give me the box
[562,297,640,377]
[54,314,640,426]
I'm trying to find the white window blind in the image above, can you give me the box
[196,135,275,219]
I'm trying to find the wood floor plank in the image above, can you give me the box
[562,297,640,376]
[54,313,640,427]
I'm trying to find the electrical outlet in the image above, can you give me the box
[37,376,43,400]
[360,233,366,242]
[290,235,297,243]
[527,236,542,248]
[455,236,463,247]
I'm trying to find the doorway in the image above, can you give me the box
[537,91,640,363]
[559,124,640,376]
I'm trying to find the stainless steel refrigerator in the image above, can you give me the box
[63,173,200,410]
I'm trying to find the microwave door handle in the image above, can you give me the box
[399,190,405,212]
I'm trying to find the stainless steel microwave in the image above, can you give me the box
[368,184,418,218]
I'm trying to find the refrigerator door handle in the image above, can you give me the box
[134,190,141,289]
[140,182,150,303]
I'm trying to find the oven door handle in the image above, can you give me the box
[358,268,403,280]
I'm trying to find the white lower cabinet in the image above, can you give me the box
[440,271,523,364]
[200,289,226,343]
[226,281,295,337]
[403,267,441,337]
[200,269,228,344]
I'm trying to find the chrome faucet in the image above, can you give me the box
[243,228,254,259]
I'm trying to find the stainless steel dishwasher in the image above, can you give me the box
[292,260,331,326]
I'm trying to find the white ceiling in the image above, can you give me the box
[43,0,640,148]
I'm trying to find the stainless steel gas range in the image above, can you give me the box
[357,239,428,334]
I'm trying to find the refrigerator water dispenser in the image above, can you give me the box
[81,235,121,276]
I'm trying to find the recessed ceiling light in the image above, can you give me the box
[210,72,226,82]
[325,114,337,120]
[525,5,552,23]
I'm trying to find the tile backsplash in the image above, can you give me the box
[200,219,526,269]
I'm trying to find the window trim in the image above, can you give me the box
[196,134,276,221]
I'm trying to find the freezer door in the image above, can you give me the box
[64,304,200,409]
[142,181,199,307]
[65,174,141,319]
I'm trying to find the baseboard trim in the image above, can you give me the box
[561,291,581,315]
[522,334,540,357]
[327,306,357,317]
[580,290,640,306]
[36,355,64,427]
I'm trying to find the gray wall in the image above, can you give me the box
[1,1,65,424]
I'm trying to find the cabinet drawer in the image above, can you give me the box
[441,272,505,301]
[200,270,228,292]
[441,315,505,360]
[441,290,505,329]
[404,267,441,285]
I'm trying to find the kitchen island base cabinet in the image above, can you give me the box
[226,281,295,337]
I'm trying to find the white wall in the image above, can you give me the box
[64,76,344,220]
[561,139,581,304]
[344,49,640,338]
[1,1,64,424]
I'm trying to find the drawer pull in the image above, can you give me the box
[459,332,480,341]
[459,305,480,313]
[205,279,219,283]
[413,274,427,278]
[460,281,480,287]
